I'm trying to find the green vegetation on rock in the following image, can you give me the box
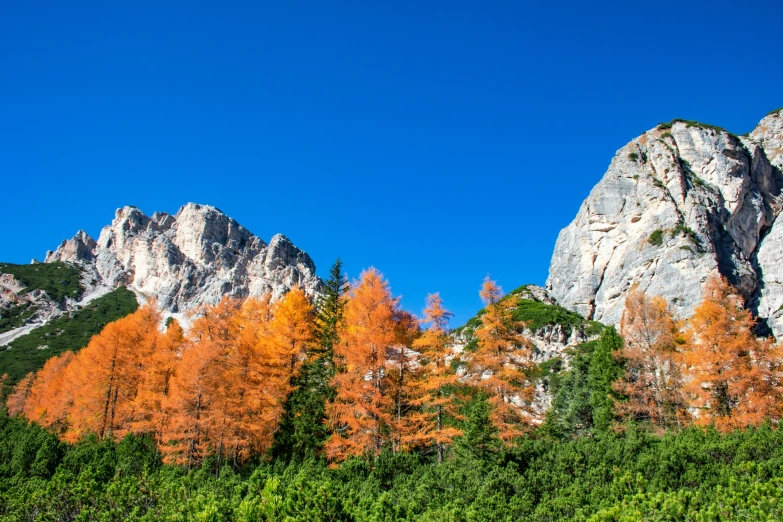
[0,303,37,335]
[648,229,664,246]
[657,118,734,136]
[0,262,83,302]
[455,286,603,338]
[0,287,138,385]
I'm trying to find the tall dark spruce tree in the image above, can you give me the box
[271,259,348,461]
[588,326,623,433]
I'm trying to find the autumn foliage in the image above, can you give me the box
[13,265,783,468]
[678,276,783,431]
[467,278,536,442]
[614,276,783,432]
[615,288,686,430]
[325,269,418,460]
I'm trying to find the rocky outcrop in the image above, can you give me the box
[547,110,783,336]
[45,203,323,313]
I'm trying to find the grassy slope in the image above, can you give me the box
[0,262,83,302]
[0,262,85,334]
[0,287,138,385]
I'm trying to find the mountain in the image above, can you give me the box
[547,109,783,337]
[0,204,322,381]
[44,203,323,316]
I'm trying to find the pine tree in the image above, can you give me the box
[588,326,623,433]
[272,259,347,460]
[314,258,349,356]
[454,393,499,462]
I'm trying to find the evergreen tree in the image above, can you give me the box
[272,259,347,460]
[543,340,596,437]
[589,327,623,432]
[314,258,349,356]
[455,394,499,462]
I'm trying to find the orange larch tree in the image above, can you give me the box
[166,297,244,468]
[7,372,35,417]
[160,292,314,468]
[615,288,686,430]
[18,351,77,431]
[129,318,185,446]
[326,268,413,461]
[65,303,161,443]
[386,308,420,454]
[468,277,535,443]
[679,276,783,431]
[267,287,315,389]
[408,293,462,463]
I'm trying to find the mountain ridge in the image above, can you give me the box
[44,202,323,315]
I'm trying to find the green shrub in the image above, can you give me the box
[628,152,638,162]
[648,230,664,246]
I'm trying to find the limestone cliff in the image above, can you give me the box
[45,203,323,314]
[547,110,783,337]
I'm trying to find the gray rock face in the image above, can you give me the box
[547,111,783,336]
[750,112,783,336]
[45,203,323,313]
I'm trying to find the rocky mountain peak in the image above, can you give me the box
[547,112,783,337]
[45,203,322,313]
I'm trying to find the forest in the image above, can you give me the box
[3,260,783,520]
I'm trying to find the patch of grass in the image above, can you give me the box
[648,229,664,247]
[661,132,673,139]
[672,223,695,238]
[671,223,704,252]
[0,287,138,385]
[651,177,666,189]
[767,107,783,117]
[633,174,639,180]
[0,303,37,334]
[0,262,83,302]
[511,299,591,334]
[628,152,638,162]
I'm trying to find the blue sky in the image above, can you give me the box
[1,1,782,325]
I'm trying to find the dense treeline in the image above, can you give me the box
[5,260,783,519]
[7,265,542,466]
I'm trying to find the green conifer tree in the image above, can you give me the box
[271,259,347,460]
[588,326,623,433]
[455,394,499,462]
